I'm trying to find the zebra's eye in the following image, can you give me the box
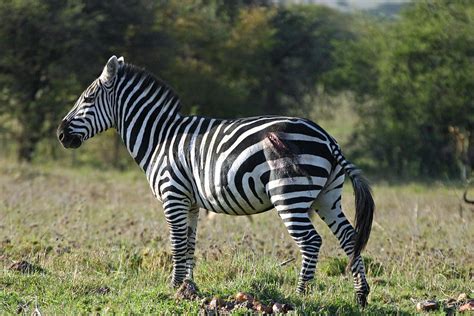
[84,95,95,103]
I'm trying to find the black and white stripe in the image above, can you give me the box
[58,56,375,306]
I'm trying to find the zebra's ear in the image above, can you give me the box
[100,55,119,83]
[117,56,125,64]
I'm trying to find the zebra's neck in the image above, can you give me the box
[113,66,182,172]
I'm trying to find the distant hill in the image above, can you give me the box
[365,2,410,18]
[272,0,411,18]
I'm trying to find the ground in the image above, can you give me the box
[0,160,472,314]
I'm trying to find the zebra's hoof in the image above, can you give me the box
[356,294,368,308]
[296,282,309,295]
[175,279,199,300]
[172,278,185,288]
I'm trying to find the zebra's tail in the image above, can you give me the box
[330,143,375,267]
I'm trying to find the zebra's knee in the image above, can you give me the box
[310,232,322,247]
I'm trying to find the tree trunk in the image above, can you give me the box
[17,132,38,162]
[17,75,43,162]
[467,127,474,174]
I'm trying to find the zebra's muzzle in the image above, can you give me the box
[59,133,82,149]
[58,133,82,148]
[57,120,82,149]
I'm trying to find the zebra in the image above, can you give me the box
[57,56,375,306]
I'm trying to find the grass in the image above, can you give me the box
[0,160,472,314]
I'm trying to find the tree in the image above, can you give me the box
[225,4,353,115]
[0,0,83,161]
[152,0,247,118]
[329,0,474,178]
[0,0,162,161]
[154,2,353,118]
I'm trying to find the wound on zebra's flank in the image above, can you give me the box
[266,132,304,175]
[267,132,289,154]
[266,132,296,160]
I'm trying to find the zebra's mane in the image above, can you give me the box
[118,63,181,110]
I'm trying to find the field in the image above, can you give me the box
[0,160,472,314]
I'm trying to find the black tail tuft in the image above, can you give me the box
[350,173,375,266]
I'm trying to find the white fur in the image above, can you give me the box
[100,55,119,83]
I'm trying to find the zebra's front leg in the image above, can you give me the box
[164,205,190,288]
[277,209,322,294]
[185,207,199,280]
[316,199,370,307]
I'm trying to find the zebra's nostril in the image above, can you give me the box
[58,132,65,142]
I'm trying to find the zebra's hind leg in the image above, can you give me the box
[315,189,370,307]
[276,207,322,294]
[185,207,199,280]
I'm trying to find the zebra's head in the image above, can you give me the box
[57,55,124,148]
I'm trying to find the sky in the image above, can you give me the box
[280,0,411,10]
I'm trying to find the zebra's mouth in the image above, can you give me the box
[59,133,82,149]
[57,119,83,149]
[67,136,82,148]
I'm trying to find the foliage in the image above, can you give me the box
[0,0,353,162]
[155,0,249,117]
[329,0,474,178]
[372,0,474,177]
[0,0,473,179]
[0,0,161,161]
[224,5,353,114]
[0,0,83,161]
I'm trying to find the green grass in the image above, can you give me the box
[0,160,472,314]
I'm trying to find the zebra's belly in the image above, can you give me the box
[196,183,274,215]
